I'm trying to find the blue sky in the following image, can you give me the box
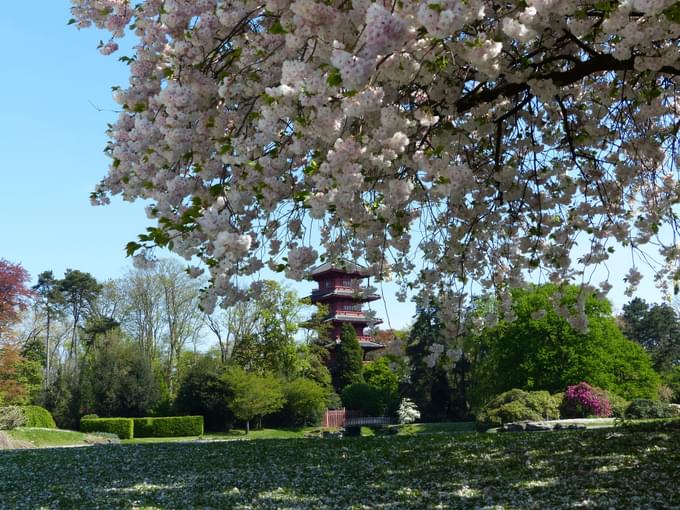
[0,1,412,329]
[0,1,672,334]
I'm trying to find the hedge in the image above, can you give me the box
[80,418,134,440]
[133,416,204,438]
[21,406,57,428]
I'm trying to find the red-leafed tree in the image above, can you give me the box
[0,340,28,404]
[0,259,33,338]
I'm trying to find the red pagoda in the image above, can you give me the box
[308,260,384,362]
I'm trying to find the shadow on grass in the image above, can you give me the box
[0,426,678,509]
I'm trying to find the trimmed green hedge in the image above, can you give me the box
[133,416,204,438]
[80,418,134,440]
[21,406,56,428]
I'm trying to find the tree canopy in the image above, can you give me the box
[0,259,32,338]
[71,1,680,326]
[470,284,660,406]
[334,324,364,390]
[622,298,680,372]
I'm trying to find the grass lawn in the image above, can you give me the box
[6,428,115,448]
[393,421,476,435]
[122,427,315,444]
[1,424,678,509]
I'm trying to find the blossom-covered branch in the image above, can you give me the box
[71,0,680,333]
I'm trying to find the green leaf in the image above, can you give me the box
[125,242,142,256]
[327,68,342,87]
[665,3,680,23]
[268,21,288,35]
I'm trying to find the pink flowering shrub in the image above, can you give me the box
[562,382,612,418]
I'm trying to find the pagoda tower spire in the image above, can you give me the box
[308,259,384,364]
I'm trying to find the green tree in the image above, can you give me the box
[363,357,401,413]
[174,353,234,430]
[334,324,364,390]
[471,285,660,408]
[80,329,162,417]
[33,270,64,388]
[622,298,680,372]
[223,367,285,434]
[296,342,332,390]
[59,269,102,370]
[223,281,303,378]
[405,303,465,421]
[277,378,329,426]
[341,382,390,416]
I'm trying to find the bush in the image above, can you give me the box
[475,389,560,430]
[0,406,56,430]
[21,406,56,428]
[624,399,680,419]
[133,416,204,438]
[561,382,612,418]
[80,418,134,439]
[0,406,25,430]
[397,398,420,424]
[275,379,328,427]
[341,383,391,416]
[603,390,629,419]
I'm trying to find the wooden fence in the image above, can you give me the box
[322,408,364,428]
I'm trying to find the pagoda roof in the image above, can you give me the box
[322,313,383,325]
[310,259,369,279]
[326,338,385,351]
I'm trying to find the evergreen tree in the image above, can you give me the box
[334,324,364,390]
[622,298,680,372]
[405,303,458,421]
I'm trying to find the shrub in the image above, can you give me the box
[397,398,420,424]
[341,383,390,416]
[658,384,674,403]
[561,382,612,418]
[0,406,25,430]
[475,389,560,430]
[0,406,56,430]
[603,390,630,419]
[133,416,204,437]
[624,399,680,419]
[276,379,328,427]
[80,418,134,439]
[21,406,56,428]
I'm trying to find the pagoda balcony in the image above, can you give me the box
[310,287,380,302]
[323,311,384,325]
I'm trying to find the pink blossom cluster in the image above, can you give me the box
[70,0,680,344]
[563,382,612,418]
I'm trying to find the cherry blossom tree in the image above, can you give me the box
[71,1,680,344]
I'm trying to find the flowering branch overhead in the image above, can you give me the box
[71,0,680,328]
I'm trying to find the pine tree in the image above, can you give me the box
[334,324,364,390]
